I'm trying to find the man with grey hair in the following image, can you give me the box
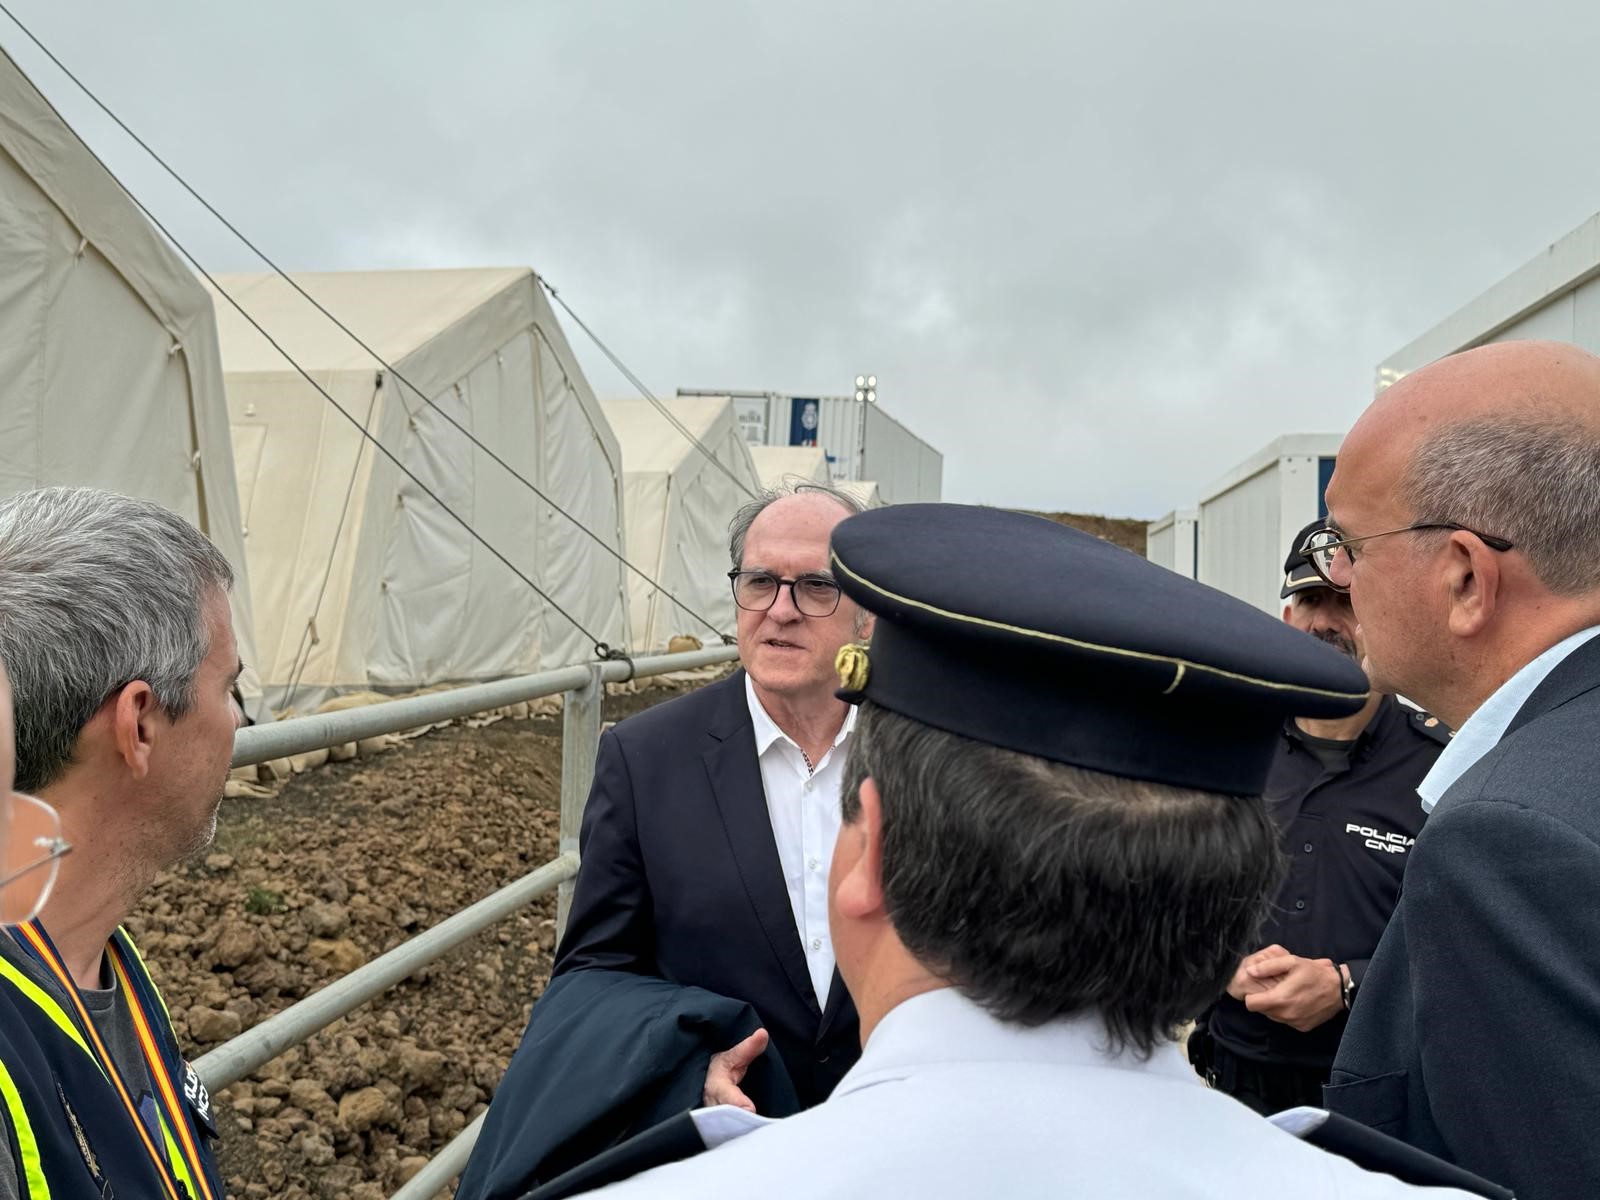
[461,483,871,1199]
[1310,340,1600,1199]
[555,481,869,1104]
[0,487,239,1200]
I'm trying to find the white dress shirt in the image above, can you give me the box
[1417,625,1600,813]
[745,674,855,1007]
[598,987,1470,1198]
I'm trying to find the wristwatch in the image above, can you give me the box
[1338,962,1358,1010]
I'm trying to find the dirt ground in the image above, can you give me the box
[124,675,713,1200]
[1028,510,1149,556]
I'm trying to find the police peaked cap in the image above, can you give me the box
[830,504,1370,796]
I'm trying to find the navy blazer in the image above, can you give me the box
[1326,633,1600,1200]
[552,670,860,1108]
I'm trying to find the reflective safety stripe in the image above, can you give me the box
[0,959,95,1067]
[160,1112,200,1200]
[108,951,216,1200]
[115,928,171,1022]
[0,1057,50,1200]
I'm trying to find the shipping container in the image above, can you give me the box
[1196,435,1342,615]
[1378,209,1600,391]
[1146,509,1198,578]
[695,389,943,502]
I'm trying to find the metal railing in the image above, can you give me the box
[196,643,741,1199]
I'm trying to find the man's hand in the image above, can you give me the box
[1243,954,1344,1032]
[703,1028,769,1112]
[1226,944,1291,1000]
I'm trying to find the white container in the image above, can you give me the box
[1196,435,1342,614]
[1146,509,1198,578]
[1379,210,1600,391]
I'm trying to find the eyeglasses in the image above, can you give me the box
[1300,523,1516,592]
[1,791,70,925]
[728,570,844,617]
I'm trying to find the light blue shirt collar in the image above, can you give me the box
[1417,625,1600,813]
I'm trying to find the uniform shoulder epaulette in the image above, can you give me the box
[1409,708,1454,746]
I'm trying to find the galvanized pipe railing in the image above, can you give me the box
[190,644,740,1198]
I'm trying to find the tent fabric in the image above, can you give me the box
[211,268,629,711]
[838,479,885,509]
[0,47,260,707]
[600,396,763,652]
[749,445,831,490]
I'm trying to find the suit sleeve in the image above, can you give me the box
[1406,798,1600,1195]
[550,729,658,978]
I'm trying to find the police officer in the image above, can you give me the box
[1190,519,1449,1115]
[574,504,1476,1198]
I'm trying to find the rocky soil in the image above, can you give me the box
[125,675,713,1200]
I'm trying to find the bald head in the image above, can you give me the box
[1367,339,1600,437]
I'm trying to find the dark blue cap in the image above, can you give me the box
[830,504,1370,796]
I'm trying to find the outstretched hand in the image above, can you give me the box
[703,1027,770,1112]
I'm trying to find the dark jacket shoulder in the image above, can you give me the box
[606,670,746,752]
[1401,704,1453,748]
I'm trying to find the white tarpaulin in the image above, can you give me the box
[839,480,885,509]
[0,47,260,705]
[600,396,762,652]
[750,445,831,490]
[211,268,629,711]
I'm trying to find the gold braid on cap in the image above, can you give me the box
[835,643,871,692]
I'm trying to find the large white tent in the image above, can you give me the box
[0,47,260,700]
[749,444,831,490]
[600,395,762,652]
[211,268,629,711]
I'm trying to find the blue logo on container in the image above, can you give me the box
[790,398,820,446]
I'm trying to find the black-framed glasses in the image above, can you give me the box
[1300,523,1516,592]
[728,570,844,617]
[1,791,71,925]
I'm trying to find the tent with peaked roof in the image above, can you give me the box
[600,395,762,652]
[750,444,831,490]
[210,268,629,711]
[0,46,260,704]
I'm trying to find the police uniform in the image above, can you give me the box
[1195,524,1450,1114]
[573,504,1476,1199]
[0,920,223,1200]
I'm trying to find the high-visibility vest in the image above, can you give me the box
[0,924,223,1200]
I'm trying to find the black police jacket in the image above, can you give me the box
[1206,695,1448,1069]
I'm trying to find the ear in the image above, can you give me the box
[109,681,162,781]
[1444,531,1501,638]
[1281,603,1294,625]
[832,776,886,921]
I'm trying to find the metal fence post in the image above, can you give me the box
[555,664,603,945]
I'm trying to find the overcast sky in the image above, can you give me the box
[8,1,1600,517]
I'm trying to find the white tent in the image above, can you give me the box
[600,396,763,652]
[749,445,831,490]
[838,479,885,509]
[0,47,259,702]
[211,268,629,711]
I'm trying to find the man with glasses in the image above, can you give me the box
[0,488,241,1200]
[1189,521,1447,1115]
[553,482,870,1109]
[1315,340,1600,1200]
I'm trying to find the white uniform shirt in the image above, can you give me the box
[745,674,855,1007]
[598,987,1475,1199]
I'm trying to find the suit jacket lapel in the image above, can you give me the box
[703,672,821,1017]
[1505,631,1600,739]
[819,968,854,1037]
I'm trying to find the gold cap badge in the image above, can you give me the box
[835,643,871,693]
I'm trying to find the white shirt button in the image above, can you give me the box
[808,858,819,871]
[804,779,814,791]
[811,938,822,951]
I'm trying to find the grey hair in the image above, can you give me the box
[728,480,865,569]
[840,701,1282,1058]
[1404,417,1600,595]
[0,487,234,791]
